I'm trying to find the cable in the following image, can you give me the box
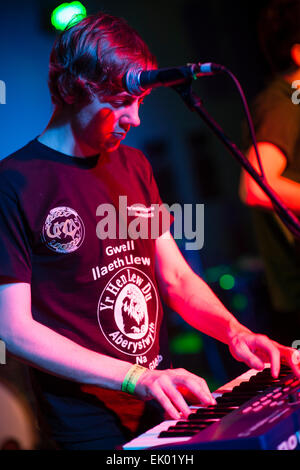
[216,65,266,180]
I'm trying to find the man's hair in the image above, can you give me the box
[258,0,300,74]
[48,12,157,106]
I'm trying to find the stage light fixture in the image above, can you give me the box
[51,2,87,31]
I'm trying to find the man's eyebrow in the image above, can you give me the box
[101,91,150,104]
[118,91,150,98]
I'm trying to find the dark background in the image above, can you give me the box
[0,0,279,443]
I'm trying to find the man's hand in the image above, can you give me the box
[228,331,300,378]
[134,368,216,420]
[272,340,300,376]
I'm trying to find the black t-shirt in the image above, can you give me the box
[0,138,172,444]
[244,78,300,313]
[248,78,300,183]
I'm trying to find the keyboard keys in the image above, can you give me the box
[260,398,272,406]
[284,379,294,386]
[252,405,264,412]
[242,406,253,414]
[158,367,296,440]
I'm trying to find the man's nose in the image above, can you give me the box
[123,101,141,128]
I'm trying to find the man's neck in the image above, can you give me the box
[38,109,99,158]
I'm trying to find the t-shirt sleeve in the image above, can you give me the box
[253,98,299,167]
[0,190,32,284]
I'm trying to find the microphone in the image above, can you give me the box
[123,62,224,95]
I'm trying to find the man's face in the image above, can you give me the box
[71,91,148,154]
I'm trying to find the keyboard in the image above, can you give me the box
[123,365,300,450]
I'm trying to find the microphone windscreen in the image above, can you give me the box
[123,68,144,95]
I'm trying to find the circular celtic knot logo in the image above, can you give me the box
[42,206,85,253]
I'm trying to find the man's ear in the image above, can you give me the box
[290,44,300,67]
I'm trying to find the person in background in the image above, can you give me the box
[240,0,300,347]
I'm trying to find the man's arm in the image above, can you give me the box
[155,232,300,376]
[155,234,251,345]
[0,282,134,389]
[239,142,300,213]
[0,282,217,420]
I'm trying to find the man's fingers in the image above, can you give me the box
[291,348,300,367]
[150,379,188,420]
[160,376,191,418]
[143,370,216,419]
[176,376,216,406]
[280,346,300,378]
[253,336,281,378]
[231,334,282,377]
[232,338,265,371]
[291,356,300,378]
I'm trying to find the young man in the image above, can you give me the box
[0,12,299,450]
[239,0,300,346]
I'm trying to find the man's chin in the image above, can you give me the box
[99,141,121,153]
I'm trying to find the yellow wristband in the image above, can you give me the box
[121,364,147,395]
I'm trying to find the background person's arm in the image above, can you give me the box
[239,142,300,213]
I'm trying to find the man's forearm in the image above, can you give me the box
[240,143,300,214]
[4,317,132,390]
[241,171,300,214]
[164,270,251,344]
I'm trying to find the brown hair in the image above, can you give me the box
[48,12,157,106]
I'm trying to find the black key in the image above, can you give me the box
[169,425,207,430]
[216,397,252,406]
[217,394,253,401]
[159,430,198,437]
[204,406,238,411]
[192,411,229,419]
[233,383,269,392]
[185,418,220,424]
[221,391,257,398]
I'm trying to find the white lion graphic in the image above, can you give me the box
[121,286,147,335]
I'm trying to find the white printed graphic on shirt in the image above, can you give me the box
[42,206,85,253]
[127,204,154,218]
[97,267,158,357]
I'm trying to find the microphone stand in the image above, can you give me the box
[173,82,300,240]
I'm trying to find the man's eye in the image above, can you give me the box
[112,99,132,107]
[111,100,126,107]
[110,97,144,108]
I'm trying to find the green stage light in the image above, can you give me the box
[51,2,87,31]
[219,273,235,290]
[170,332,203,355]
[204,265,229,283]
[231,293,248,311]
